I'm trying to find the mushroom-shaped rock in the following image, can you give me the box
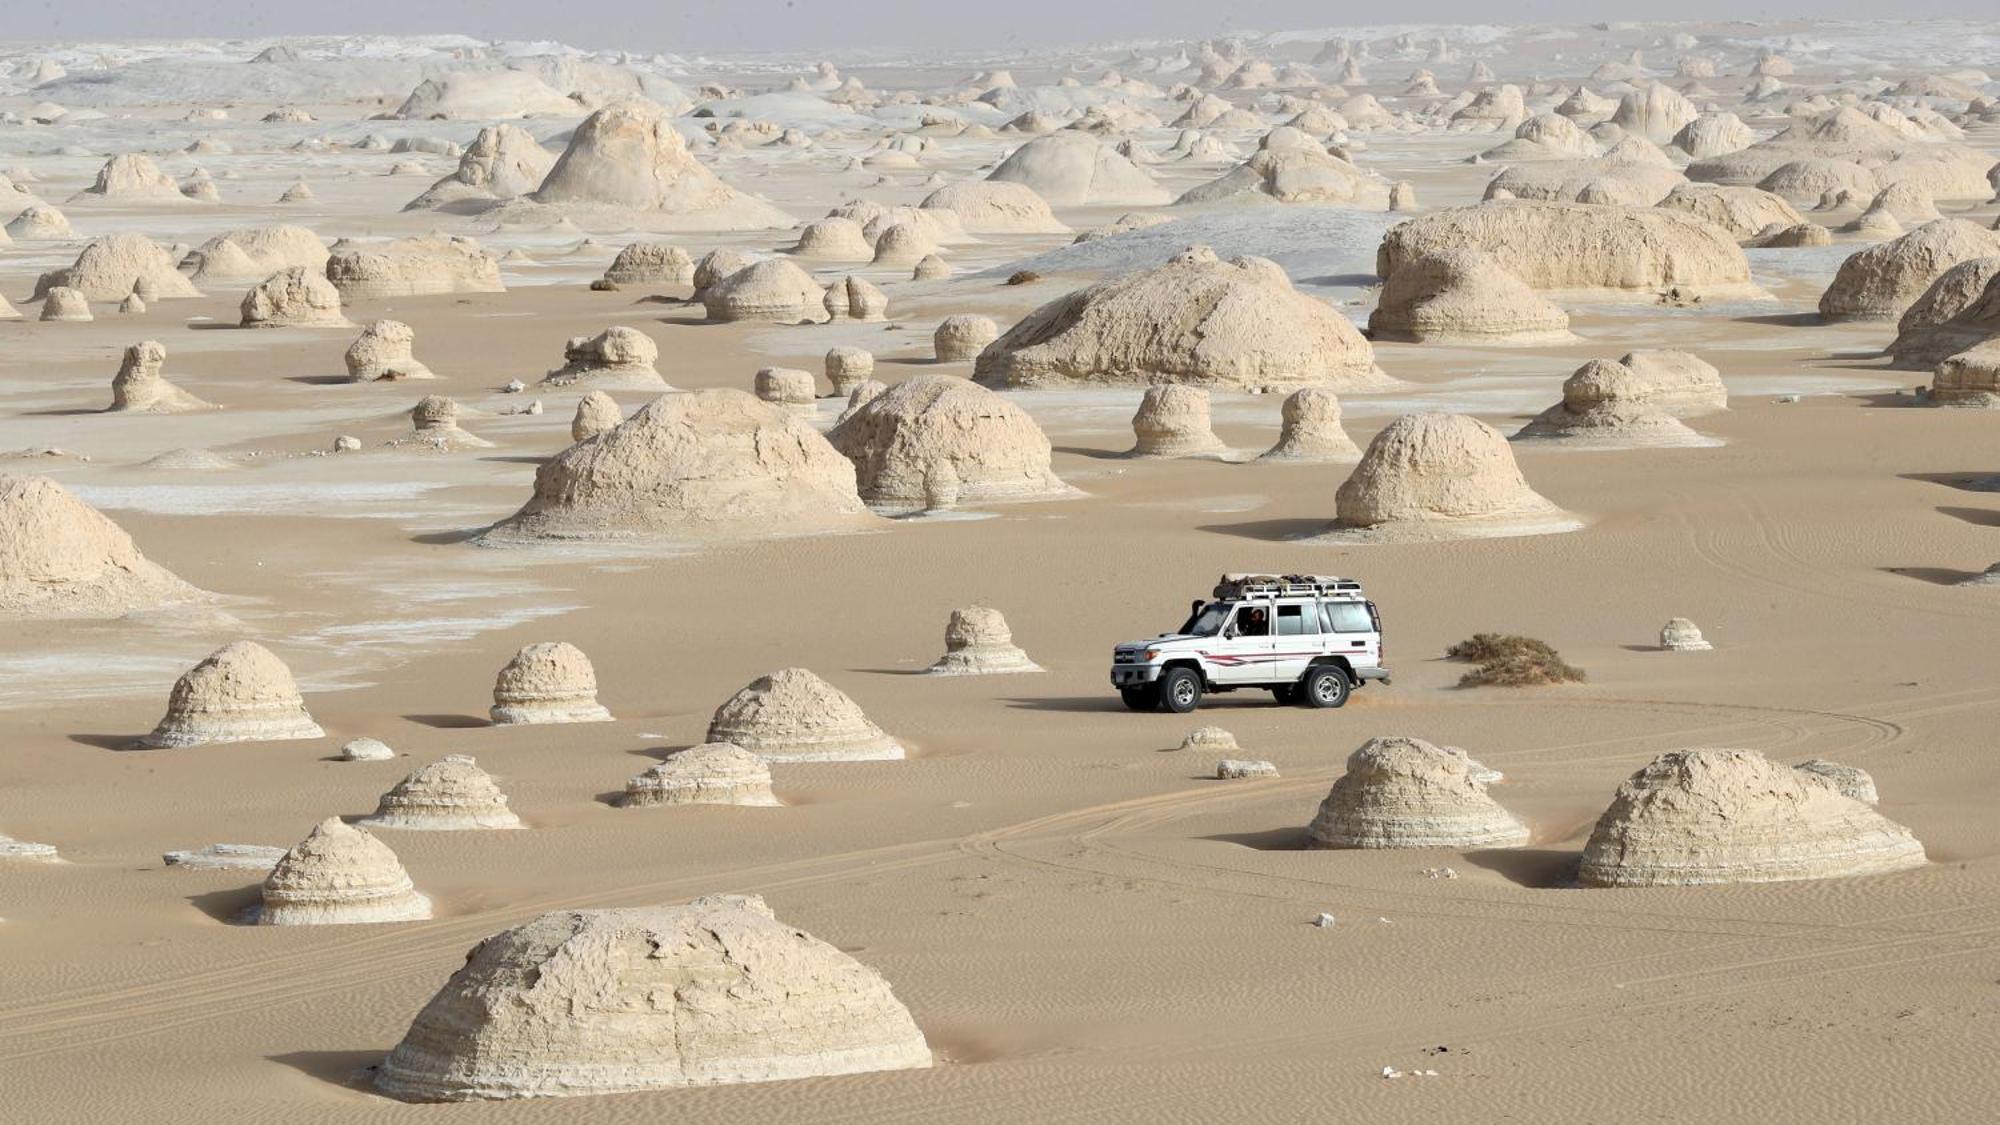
[0,475,204,617]
[1368,248,1571,344]
[1578,749,1926,886]
[619,744,780,807]
[345,320,435,382]
[360,755,522,830]
[706,668,904,761]
[828,375,1069,512]
[1260,387,1361,462]
[823,275,887,322]
[603,242,694,286]
[977,246,1383,390]
[1306,736,1529,849]
[1660,617,1712,651]
[825,347,875,395]
[1333,413,1574,540]
[260,818,431,925]
[372,895,929,1100]
[1128,384,1228,459]
[571,392,623,442]
[490,642,612,725]
[1793,759,1879,805]
[109,340,213,413]
[541,327,666,388]
[1819,220,2000,321]
[754,367,817,407]
[934,315,998,363]
[240,266,349,328]
[482,389,871,544]
[140,641,324,749]
[928,606,1040,674]
[391,396,492,452]
[701,259,826,323]
[1514,358,1709,448]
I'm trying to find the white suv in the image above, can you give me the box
[1109,574,1389,713]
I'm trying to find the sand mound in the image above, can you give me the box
[1514,358,1710,447]
[345,320,434,382]
[986,131,1171,207]
[36,232,201,302]
[327,235,503,300]
[520,99,792,231]
[373,894,929,1101]
[1260,387,1361,462]
[360,755,522,830]
[184,225,329,285]
[619,744,779,807]
[976,246,1382,391]
[109,341,213,413]
[482,389,870,544]
[571,392,622,442]
[707,668,903,762]
[701,259,826,323]
[1660,617,1712,651]
[389,396,491,452]
[4,204,72,240]
[541,327,666,388]
[824,275,887,322]
[919,181,1069,234]
[260,818,431,926]
[0,475,203,617]
[929,606,1040,674]
[1819,220,2000,322]
[135,448,234,472]
[39,288,90,322]
[396,72,578,120]
[1367,248,1571,344]
[405,124,554,212]
[603,242,694,286]
[1306,736,1529,849]
[1128,384,1227,459]
[1331,414,1573,541]
[1578,749,1927,887]
[67,153,186,204]
[240,266,349,328]
[827,375,1069,513]
[1377,201,1758,301]
[1794,759,1878,804]
[139,641,324,748]
[1655,184,1804,243]
[475,637,609,724]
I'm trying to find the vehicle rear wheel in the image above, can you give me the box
[1302,665,1350,709]
[1120,686,1158,712]
[1157,668,1203,714]
[1272,685,1300,705]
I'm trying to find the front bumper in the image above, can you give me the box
[1110,664,1162,686]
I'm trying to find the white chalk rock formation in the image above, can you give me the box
[390,396,492,452]
[68,153,186,204]
[0,832,59,861]
[571,392,623,442]
[933,315,998,363]
[1260,387,1361,462]
[1819,220,2000,321]
[754,367,816,408]
[372,894,929,1100]
[701,259,826,323]
[541,327,666,388]
[1578,749,1926,886]
[706,668,904,762]
[1177,131,1390,207]
[1128,384,1228,459]
[5,204,72,240]
[327,235,503,300]
[184,225,330,285]
[396,72,578,120]
[603,242,694,286]
[345,321,436,382]
[1933,343,2000,408]
[360,756,523,831]
[1332,413,1574,541]
[342,737,397,762]
[919,180,1069,234]
[1514,359,1710,447]
[108,340,213,413]
[619,744,780,807]
[986,131,1171,206]
[405,124,555,212]
[1660,617,1712,651]
[823,275,887,322]
[1218,759,1278,779]
[1368,248,1571,344]
[1180,726,1240,753]
[1306,736,1530,848]
[37,232,201,301]
[240,266,350,328]
[827,376,1070,514]
[978,246,1383,390]
[519,99,793,231]
[39,287,91,322]
[1793,759,1879,805]
[259,818,431,926]
[1655,184,1805,243]
[163,843,287,871]
[490,642,612,725]
[139,641,324,749]
[928,606,1040,674]
[825,347,875,395]
[0,475,203,617]
[483,390,871,543]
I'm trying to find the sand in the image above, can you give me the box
[2,18,2000,1125]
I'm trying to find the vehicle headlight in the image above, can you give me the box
[1143,648,1161,661]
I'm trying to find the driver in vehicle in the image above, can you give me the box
[1236,607,1269,636]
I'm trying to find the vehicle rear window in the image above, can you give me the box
[1276,604,1316,636]
[1321,601,1373,633]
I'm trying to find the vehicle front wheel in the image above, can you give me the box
[1120,686,1158,712]
[1302,665,1350,709]
[1157,668,1203,713]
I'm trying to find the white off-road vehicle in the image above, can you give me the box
[1109,574,1389,713]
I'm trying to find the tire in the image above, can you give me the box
[1157,667,1203,714]
[1120,686,1158,712]
[1272,685,1300,705]
[1302,665,1350,709]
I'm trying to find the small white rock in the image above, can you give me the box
[1216,758,1278,779]
[332,434,361,452]
[340,737,395,761]
[1313,912,1337,928]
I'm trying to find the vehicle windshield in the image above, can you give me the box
[1180,602,1231,637]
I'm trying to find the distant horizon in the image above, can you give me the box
[4,4,1999,56]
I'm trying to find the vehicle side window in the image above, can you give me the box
[1321,601,1373,633]
[1232,605,1270,637]
[1276,604,1314,636]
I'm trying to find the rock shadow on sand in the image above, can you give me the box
[1459,847,1582,889]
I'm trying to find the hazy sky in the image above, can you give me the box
[6,1,1997,53]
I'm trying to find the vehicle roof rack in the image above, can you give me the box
[1213,573,1364,599]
